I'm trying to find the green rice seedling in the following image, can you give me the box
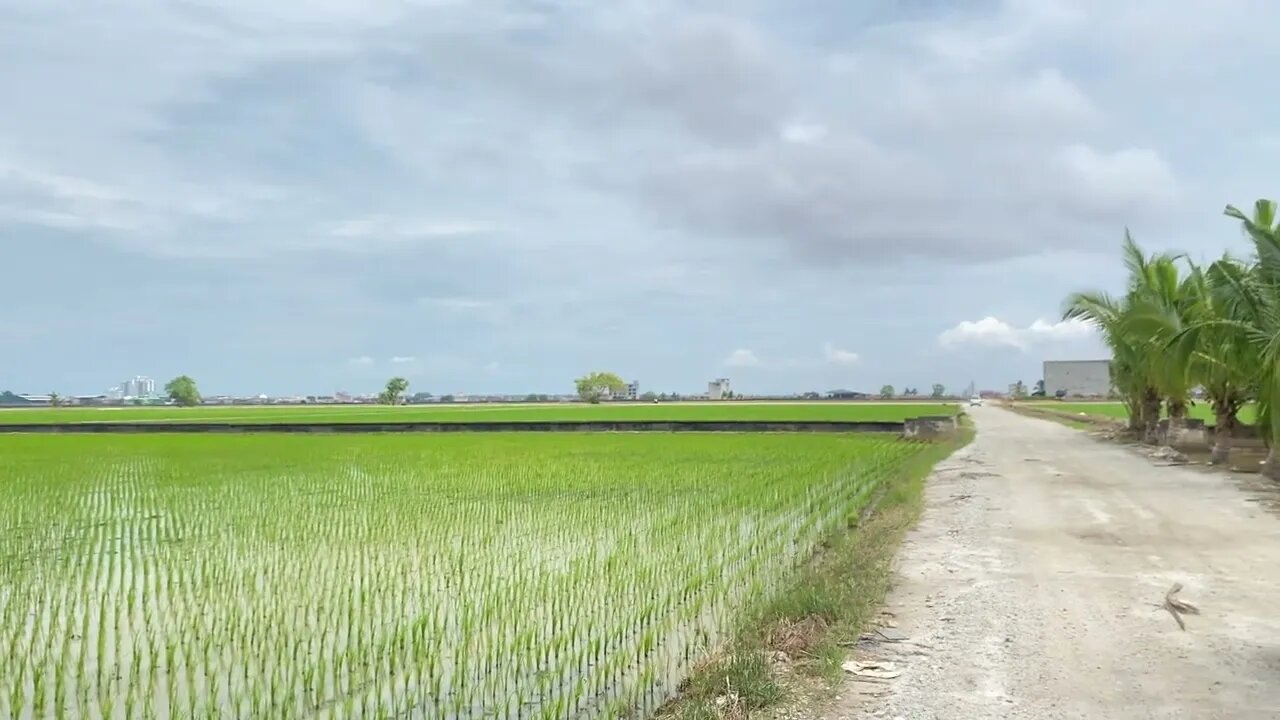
[0,432,926,719]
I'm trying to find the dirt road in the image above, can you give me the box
[833,404,1280,719]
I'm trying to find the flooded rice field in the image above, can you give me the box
[0,433,923,719]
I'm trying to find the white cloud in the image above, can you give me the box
[328,216,498,240]
[1054,144,1178,216]
[418,296,495,311]
[781,122,827,144]
[417,296,511,325]
[347,355,375,366]
[1023,318,1096,343]
[390,356,417,364]
[823,343,860,365]
[723,348,761,367]
[0,158,144,232]
[938,316,1095,352]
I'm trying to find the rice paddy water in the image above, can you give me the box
[0,432,929,719]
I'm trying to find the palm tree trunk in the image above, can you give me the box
[1165,398,1188,445]
[1122,394,1141,433]
[1264,446,1280,481]
[1141,390,1163,444]
[1210,408,1235,465]
[1258,397,1279,480]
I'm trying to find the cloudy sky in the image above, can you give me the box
[3,0,1277,396]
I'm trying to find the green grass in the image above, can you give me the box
[0,431,930,719]
[1022,400,1257,426]
[660,421,972,719]
[0,401,959,425]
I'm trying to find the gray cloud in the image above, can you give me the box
[1,0,1276,395]
[0,1,1198,265]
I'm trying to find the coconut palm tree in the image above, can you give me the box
[1062,289,1151,435]
[1116,233,1198,438]
[1223,199,1280,478]
[1065,231,1181,442]
[1151,258,1257,463]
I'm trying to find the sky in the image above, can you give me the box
[3,0,1278,397]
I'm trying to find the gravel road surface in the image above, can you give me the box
[830,404,1280,719]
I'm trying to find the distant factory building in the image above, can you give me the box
[708,378,731,400]
[606,381,639,401]
[1043,360,1111,398]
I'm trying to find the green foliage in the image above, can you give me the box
[1062,199,1280,470]
[930,383,945,398]
[164,376,201,407]
[1022,400,1257,426]
[0,391,25,405]
[378,377,409,405]
[679,651,783,712]
[574,371,627,404]
[878,384,894,399]
[660,421,972,719]
[0,432,935,718]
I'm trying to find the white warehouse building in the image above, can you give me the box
[1043,360,1111,398]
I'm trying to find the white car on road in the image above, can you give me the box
[969,395,983,406]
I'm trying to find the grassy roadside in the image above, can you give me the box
[657,422,974,719]
[1014,400,1258,428]
[1005,403,1107,431]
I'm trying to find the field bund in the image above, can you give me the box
[0,402,959,435]
[0,401,957,425]
[0,419,913,434]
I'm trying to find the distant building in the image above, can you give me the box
[119,375,156,398]
[621,381,639,401]
[708,378,731,400]
[1043,360,1111,397]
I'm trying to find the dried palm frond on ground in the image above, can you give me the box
[1163,583,1201,631]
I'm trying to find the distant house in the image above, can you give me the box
[826,389,868,399]
[608,381,639,401]
[708,378,731,400]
